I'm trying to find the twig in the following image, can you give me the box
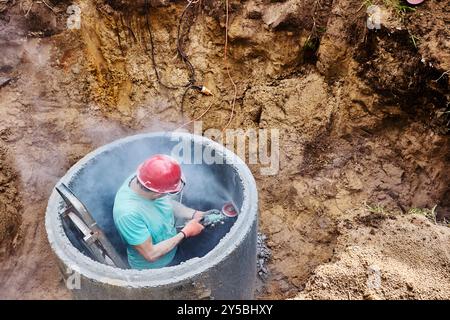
[315,0,322,9]
[356,1,367,13]
[144,0,198,91]
[434,70,450,82]
[176,0,197,85]
[40,0,55,13]
[176,94,215,131]
[180,85,200,116]
[24,0,33,17]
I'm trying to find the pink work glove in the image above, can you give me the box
[181,218,204,238]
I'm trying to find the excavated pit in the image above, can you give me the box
[45,132,258,299]
[1,0,450,300]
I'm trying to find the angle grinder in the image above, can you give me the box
[200,202,239,227]
[177,202,239,230]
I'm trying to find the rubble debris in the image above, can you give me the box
[257,232,271,280]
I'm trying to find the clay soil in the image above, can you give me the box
[0,0,449,299]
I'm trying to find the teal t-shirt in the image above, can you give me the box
[113,175,177,269]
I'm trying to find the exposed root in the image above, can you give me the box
[222,0,237,131]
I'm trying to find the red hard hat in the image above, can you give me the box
[137,154,183,193]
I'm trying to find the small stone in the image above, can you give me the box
[0,77,11,88]
[256,232,271,280]
[279,281,290,292]
[377,194,386,200]
[71,65,80,74]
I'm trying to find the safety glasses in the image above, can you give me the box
[167,178,185,195]
[136,175,186,196]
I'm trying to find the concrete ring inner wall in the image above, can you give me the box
[45,132,258,299]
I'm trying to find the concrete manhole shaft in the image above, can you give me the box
[45,132,258,299]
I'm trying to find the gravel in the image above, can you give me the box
[256,232,271,280]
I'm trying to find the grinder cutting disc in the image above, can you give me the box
[222,202,239,218]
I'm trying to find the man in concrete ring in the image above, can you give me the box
[113,154,211,269]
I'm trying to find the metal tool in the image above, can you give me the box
[200,202,239,227]
[176,202,239,230]
[200,210,227,227]
[55,183,128,269]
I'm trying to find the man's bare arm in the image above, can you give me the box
[134,233,184,262]
[134,218,205,263]
[170,199,204,220]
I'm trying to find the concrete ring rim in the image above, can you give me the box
[45,131,258,288]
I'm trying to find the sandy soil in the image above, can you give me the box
[0,0,449,299]
[296,214,450,299]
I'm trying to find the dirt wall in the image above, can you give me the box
[0,0,449,299]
